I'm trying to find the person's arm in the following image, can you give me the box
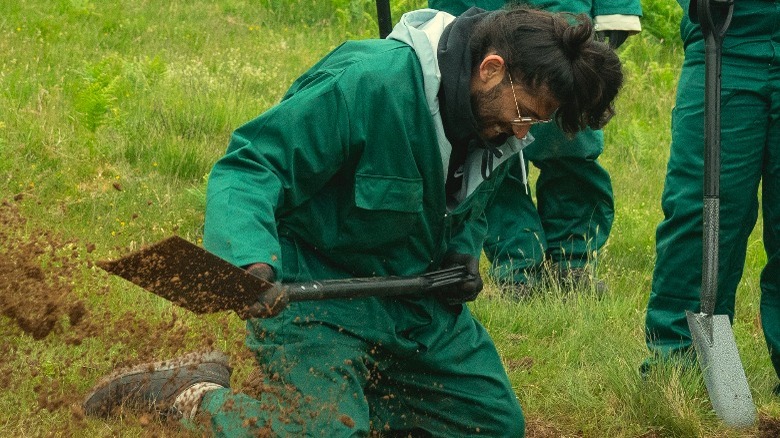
[593,0,643,49]
[428,0,503,15]
[449,211,489,261]
[203,73,351,278]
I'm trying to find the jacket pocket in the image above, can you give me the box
[354,173,423,213]
[336,173,423,249]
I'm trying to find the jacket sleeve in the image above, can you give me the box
[592,0,642,35]
[203,73,350,276]
[592,0,642,19]
[449,212,489,260]
[428,0,503,15]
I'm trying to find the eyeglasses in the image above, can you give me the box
[507,72,553,128]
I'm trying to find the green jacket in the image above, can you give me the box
[204,10,523,282]
[428,0,642,19]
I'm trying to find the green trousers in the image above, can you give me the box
[483,125,614,284]
[198,297,524,437]
[645,0,780,378]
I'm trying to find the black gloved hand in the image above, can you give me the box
[596,30,630,50]
[238,263,287,319]
[245,262,275,283]
[437,252,484,305]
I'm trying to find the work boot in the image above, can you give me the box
[503,281,540,300]
[501,268,606,300]
[83,350,232,418]
[558,267,608,296]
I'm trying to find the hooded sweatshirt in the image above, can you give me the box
[388,8,533,203]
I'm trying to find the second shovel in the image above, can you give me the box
[684,0,755,428]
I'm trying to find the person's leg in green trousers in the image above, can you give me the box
[645,0,780,380]
[483,125,614,286]
[198,297,524,437]
[483,154,547,285]
[759,18,780,378]
[528,125,614,273]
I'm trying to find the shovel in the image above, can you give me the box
[98,236,474,318]
[376,0,392,38]
[684,0,756,428]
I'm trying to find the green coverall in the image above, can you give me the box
[429,0,642,285]
[201,10,524,436]
[645,0,780,380]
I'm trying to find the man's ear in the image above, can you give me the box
[477,54,506,88]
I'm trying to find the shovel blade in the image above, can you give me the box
[686,311,756,428]
[98,236,270,314]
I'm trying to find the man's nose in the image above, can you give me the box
[512,124,531,139]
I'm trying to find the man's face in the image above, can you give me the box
[470,74,559,146]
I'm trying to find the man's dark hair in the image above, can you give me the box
[469,5,623,134]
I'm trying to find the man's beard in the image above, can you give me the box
[470,83,511,147]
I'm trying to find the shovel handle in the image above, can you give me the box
[284,265,473,301]
[696,0,734,44]
[250,266,475,317]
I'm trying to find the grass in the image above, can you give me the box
[0,0,775,436]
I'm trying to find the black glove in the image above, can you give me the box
[596,30,630,50]
[437,252,484,305]
[239,263,287,319]
[245,262,275,282]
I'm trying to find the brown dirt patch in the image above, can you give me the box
[0,197,324,435]
[525,416,577,438]
[759,414,780,438]
[0,199,86,341]
[0,198,230,433]
[506,356,535,372]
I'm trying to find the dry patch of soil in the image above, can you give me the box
[0,198,232,433]
[759,414,780,438]
[0,198,323,435]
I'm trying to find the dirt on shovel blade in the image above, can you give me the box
[97,235,269,315]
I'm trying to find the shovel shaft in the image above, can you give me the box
[702,30,721,200]
[700,0,734,200]
[287,277,428,301]
[284,266,473,302]
[376,0,392,38]
[702,197,719,315]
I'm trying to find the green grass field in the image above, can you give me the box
[0,0,775,436]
